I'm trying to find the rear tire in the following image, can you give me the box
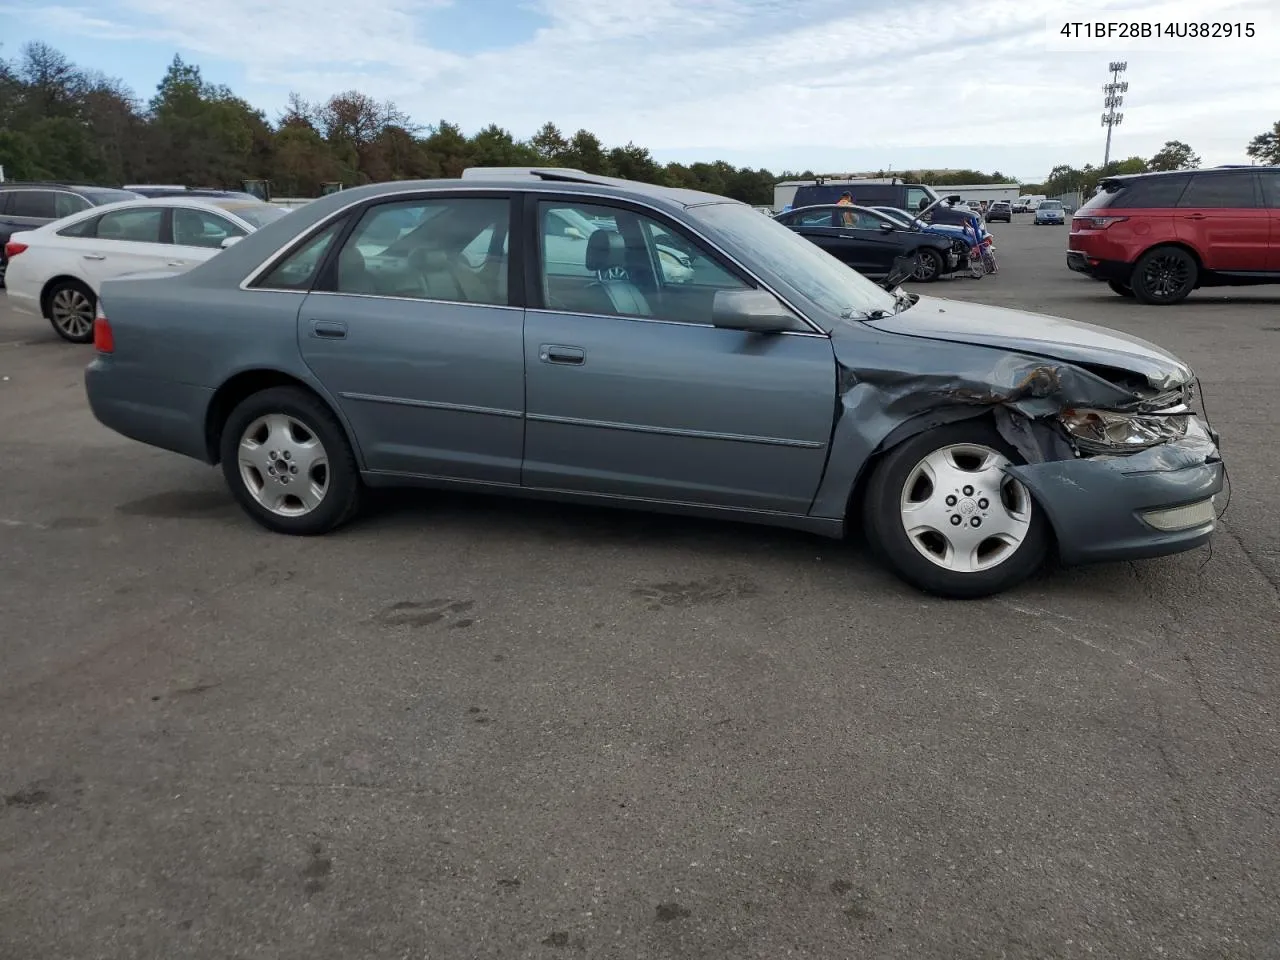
[1107,279,1135,298]
[1131,246,1197,305]
[45,280,96,343]
[219,386,363,536]
[861,421,1051,599]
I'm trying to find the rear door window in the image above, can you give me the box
[96,208,165,243]
[1177,172,1260,209]
[54,192,91,218]
[11,190,56,218]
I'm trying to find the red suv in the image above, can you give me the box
[1067,166,1280,304]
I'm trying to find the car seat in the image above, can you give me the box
[584,229,649,315]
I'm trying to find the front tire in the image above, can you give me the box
[911,247,944,282]
[46,280,96,343]
[219,386,362,535]
[861,422,1050,599]
[1131,246,1197,305]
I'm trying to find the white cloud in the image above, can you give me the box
[6,0,1279,177]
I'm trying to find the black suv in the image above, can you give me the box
[0,182,140,285]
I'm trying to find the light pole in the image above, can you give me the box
[1102,61,1128,168]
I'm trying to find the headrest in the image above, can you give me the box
[585,229,627,273]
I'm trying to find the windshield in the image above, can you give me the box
[692,202,897,321]
[86,188,142,205]
[216,201,289,228]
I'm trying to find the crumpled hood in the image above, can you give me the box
[865,295,1192,391]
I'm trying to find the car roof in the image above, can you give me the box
[47,196,272,223]
[1101,164,1280,185]
[0,182,117,193]
[457,167,731,208]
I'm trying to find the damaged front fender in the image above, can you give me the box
[808,330,1189,522]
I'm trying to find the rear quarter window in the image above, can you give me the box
[1083,175,1192,211]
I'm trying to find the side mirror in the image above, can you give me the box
[711,289,797,333]
[564,226,585,240]
[220,236,243,249]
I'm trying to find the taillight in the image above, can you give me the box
[3,241,27,259]
[1074,215,1129,229]
[93,305,114,353]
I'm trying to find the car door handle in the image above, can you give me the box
[1182,213,1207,220]
[166,260,186,267]
[311,320,348,339]
[539,344,585,365]
[82,254,106,261]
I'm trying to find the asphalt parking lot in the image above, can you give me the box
[2,218,1278,959]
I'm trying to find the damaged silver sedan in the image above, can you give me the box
[84,168,1224,599]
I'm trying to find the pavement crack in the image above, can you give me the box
[1181,652,1243,758]
[1151,699,1199,846]
[1217,519,1280,601]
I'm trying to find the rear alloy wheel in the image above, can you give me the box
[220,386,362,535]
[46,281,96,343]
[1131,246,1197,305]
[1107,279,1135,298]
[911,247,944,282]
[862,422,1050,598]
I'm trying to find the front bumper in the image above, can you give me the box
[1006,418,1224,566]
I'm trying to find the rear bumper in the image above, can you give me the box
[1006,419,1224,566]
[1066,250,1132,282]
[85,358,214,463]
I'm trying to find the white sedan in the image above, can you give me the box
[3,196,289,343]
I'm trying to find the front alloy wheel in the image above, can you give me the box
[899,444,1031,574]
[912,248,944,282]
[861,422,1051,598]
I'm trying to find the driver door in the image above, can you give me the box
[841,210,903,274]
[522,196,837,514]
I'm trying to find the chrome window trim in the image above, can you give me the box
[304,289,520,311]
[524,306,826,337]
[237,185,830,336]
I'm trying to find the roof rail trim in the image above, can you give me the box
[460,166,608,184]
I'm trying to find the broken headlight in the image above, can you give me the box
[1059,408,1189,453]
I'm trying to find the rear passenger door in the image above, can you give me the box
[1175,171,1269,272]
[295,193,525,482]
[73,207,178,289]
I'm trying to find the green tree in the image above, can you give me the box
[1148,140,1200,171]
[468,124,539,167]
[1245,121,1280,164]
[530,121,569,164]
[422,121,472,178]
[563,129,608,174]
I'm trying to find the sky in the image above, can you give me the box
[1,0,1278,182]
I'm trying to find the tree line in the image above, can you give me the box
[2,42,1277,206]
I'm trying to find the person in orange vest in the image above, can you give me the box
[836,191,856,227]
